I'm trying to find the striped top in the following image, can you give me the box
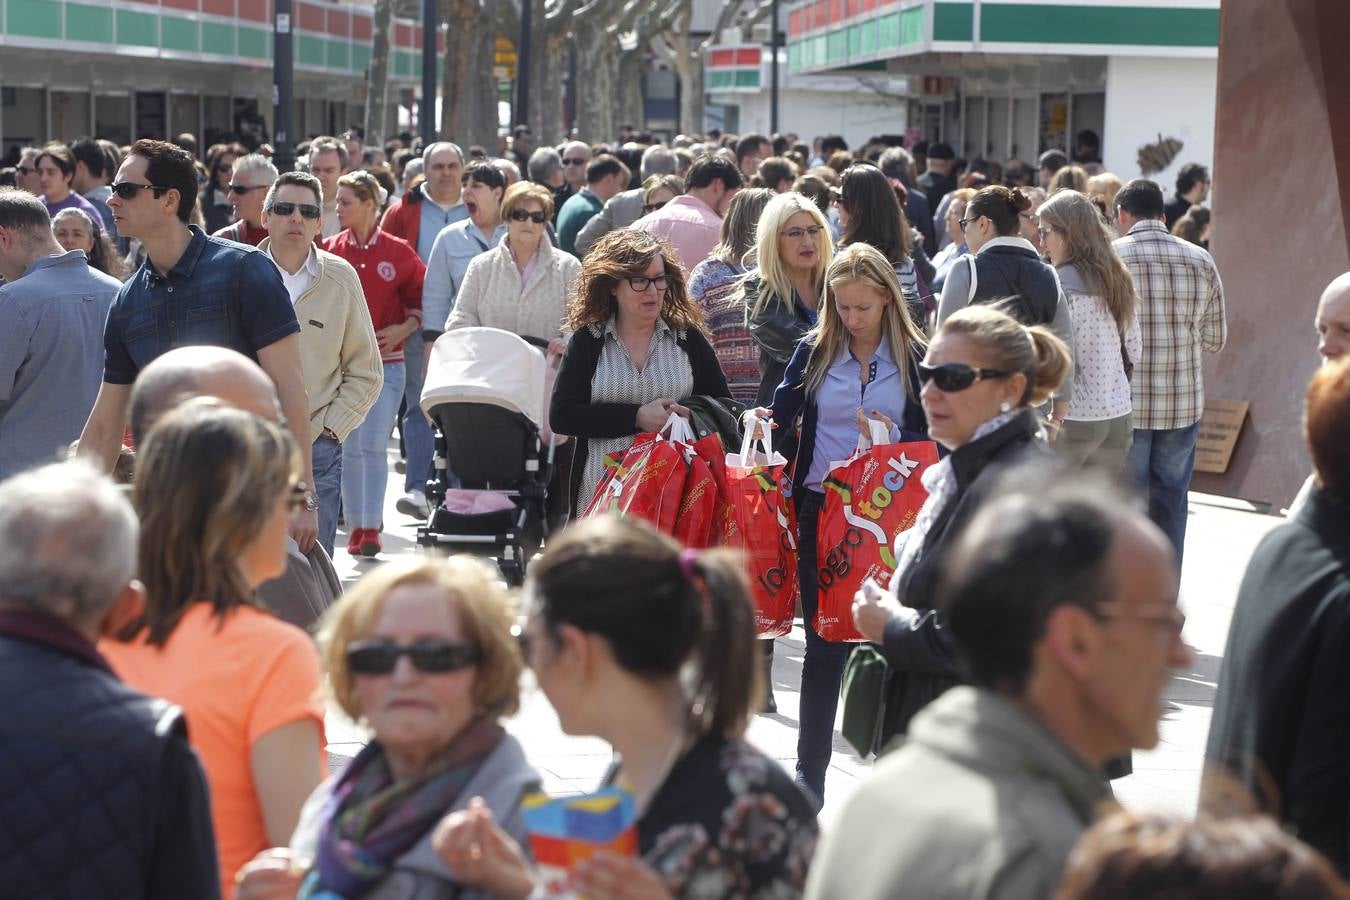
[689,258,759,403]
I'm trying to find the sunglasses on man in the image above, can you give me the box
[111,181,172,200]
[229,183,266,195]
[918,362,1012,393]
[346,638,482,675]
[563,157,588,166]
[508,208,548,224]
[268,200,322,220]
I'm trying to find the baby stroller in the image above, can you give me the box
[417,327,556,585]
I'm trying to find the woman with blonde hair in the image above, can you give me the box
[550,229,729,515]
[743,191,835,405]
[1087,172,1123,225]
[852,305,1071,751]
[752,242,928,807]
[640,173,684,215]
[102,401,326,899]
[234,555,539,900]
[1037,189,1141,470]
[324,169,425,557]
[1048,164,1089,195]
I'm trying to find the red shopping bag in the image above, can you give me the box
[724,423,799,638]
[582,415,692,535]
[814,421,940,642]
[672,452,719,548]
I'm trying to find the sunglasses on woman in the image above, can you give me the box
[346,638,482,675]
[269,201,323,220]
[111,181,171,200]
[918,363,1012,392]
[508,208,548,224]
[642,200,668,214]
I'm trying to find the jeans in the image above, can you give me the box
[342,362,405,529]
[1125,420,1200,566]
[794,488,852,802]
[1059,414,1133,471]
[400,333,434,494]
[311,435,342,557]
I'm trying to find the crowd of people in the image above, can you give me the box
[1,119,1348,900]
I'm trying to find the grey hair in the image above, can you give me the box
[232,153,279,183]
[492,158,521,184]
[879,146,915,182]
[0,460,138,626]
[402,157,425,183]
[422,141,465,166]
[640,145,676,179]
[527,147,562,183]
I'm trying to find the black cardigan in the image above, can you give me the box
[550,319,730,511]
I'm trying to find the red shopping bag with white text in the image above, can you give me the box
[673,450,719,548]
[582,414,692,534]
[724,421,799,637]
[814,420,940,642]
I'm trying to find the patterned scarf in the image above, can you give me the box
[300,717,505,899]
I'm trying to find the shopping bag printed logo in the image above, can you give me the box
[815,440,938,642]
[724,419,799,638]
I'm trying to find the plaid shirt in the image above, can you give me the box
[1113,221,1227,430]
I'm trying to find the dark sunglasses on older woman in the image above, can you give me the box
[346,638,482,675]
[918,362,1012,393]
[508,208,548,224]
[270,200,323,220]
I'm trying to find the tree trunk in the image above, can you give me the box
[363,0,393,145]
[440,0,498,149]
[529,26,567,144]
[572,20,616,142]
[617,46,645,133]
[682,52,705,134]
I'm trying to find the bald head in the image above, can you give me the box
[1316,273,1350,361]
[129,346,280,443]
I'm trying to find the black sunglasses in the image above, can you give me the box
[269,200,322,220]
[918,362,1012,392]
[229,183,266,195]
[111,181,171,200]
[563,157,588,166]
[346,638,482,675]
[508,208,548,224]
[642,200,669,214]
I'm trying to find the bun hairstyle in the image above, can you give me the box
[966,185,1033,236]
[526,516,762,737]
[939,305,1071,406]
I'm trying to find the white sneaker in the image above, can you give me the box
[396,489,430,519]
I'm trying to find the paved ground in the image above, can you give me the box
[324,445,1282,828]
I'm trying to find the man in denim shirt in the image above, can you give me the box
[0,191,121,479]
[77,139,320,550]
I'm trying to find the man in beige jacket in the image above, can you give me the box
[806,474,1192,900]
[261,170,382,556]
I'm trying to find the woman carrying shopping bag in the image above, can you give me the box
[752,243,928,810]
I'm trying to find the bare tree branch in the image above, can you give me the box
[854,75,907,102]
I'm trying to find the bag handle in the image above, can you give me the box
[738,409,774,463]
[855,417,892,453]
[660,411,696,445]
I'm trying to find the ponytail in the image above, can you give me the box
[1025,325,1072,406]
[967,185,1033,236]
[683,549,761,737]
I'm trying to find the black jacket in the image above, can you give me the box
[1203,488,1350,874]
[0,610,220,899]
[970,242,1060,326]
[744,273,816,407]
[877,409,1057,748]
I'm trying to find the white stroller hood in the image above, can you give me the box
[421,327,546,426]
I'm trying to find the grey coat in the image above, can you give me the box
[291,733,541,900]
[805,687,1108,900]
[574,188,645,256]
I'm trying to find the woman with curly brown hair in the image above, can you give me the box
[550,229,730,515]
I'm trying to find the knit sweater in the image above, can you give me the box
[444,237,580,341]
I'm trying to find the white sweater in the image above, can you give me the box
[444,237,580,342]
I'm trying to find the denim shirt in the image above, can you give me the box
[103,225,300,384]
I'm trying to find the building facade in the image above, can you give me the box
[786,0,1220,184]
[0,0,430,154]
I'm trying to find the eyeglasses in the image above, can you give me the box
[563,157,588,166]
[229,183,266,195]
[782,225,824,241]
[625,274,669,292]
[269,200,322,220]
[1037,226,1056,240]
[284,482,310,516]
[111,181,172,200]
[507,208,548,224]
[642,200,669,214]
[918,362,1012,392]
[958,216,975,231]
[346,638,482,675]
[1092,603,1187,638]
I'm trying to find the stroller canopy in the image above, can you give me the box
[421,327,547,427]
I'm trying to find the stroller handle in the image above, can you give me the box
[519,335,552,350]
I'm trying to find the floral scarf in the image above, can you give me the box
[299,717,504,899]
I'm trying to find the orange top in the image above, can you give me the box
[101,603,326,898]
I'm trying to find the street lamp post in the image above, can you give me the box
[516,0,532,128]
[272,0,295,171]
[770,0,780,134]
[421,0,437,145]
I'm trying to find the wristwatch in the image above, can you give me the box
[304,490,320,512]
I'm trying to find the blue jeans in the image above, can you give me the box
[312,434,342,556]
[401,333,434,494]
[794,489,851,802]
[1125,421,1200,566]
[342,362,405,529]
